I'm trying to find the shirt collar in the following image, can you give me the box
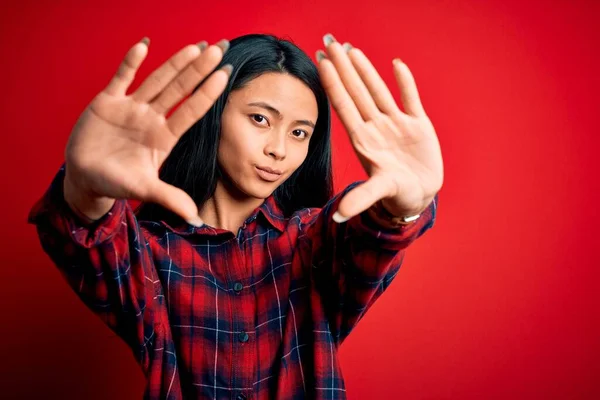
[155,194,288,236]
[257,194,288,232]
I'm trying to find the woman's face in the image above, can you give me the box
[218,72,319,200]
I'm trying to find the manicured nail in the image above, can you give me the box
[342,42,353,52]
[220,64,233,76]
[188,218,204,227]
[323,33,336,47]
[140,37,150,46]
[197,41,208,51]
[316,50,327,62]
[216,39,230,53]
[332,211,350,223]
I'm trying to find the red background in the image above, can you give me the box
[1,0,598,398]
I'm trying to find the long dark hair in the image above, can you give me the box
[135,34,333,224]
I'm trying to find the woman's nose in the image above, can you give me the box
[264,131,286,160]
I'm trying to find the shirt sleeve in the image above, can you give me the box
[27,163,161,371]
[302,181,438,345]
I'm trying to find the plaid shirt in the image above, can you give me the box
[28,164,437,399]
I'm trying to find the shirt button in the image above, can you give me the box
[233,282,243,293]
[238,331,249,343]
[236,394,247,400]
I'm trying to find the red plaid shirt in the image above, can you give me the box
[28,164,437,399]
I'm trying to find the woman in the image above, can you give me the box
[28,33,443,399]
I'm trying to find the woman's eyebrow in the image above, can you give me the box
[247,101,315,129]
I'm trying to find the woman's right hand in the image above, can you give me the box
[63,38,231,226]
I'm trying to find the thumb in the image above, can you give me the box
[333,175,394,223]
[145,179,203,227]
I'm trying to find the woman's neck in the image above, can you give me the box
[198,179,265,233]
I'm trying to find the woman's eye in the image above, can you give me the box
[292,129,308,139]
[250,114,268,125]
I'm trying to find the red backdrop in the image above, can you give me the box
[2,0,598,398]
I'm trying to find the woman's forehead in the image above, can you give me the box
[230,73,318,117]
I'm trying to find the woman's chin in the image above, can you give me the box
[244,181,279,200]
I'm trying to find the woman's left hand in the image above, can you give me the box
[316,34,444,223]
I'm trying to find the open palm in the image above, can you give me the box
[316,34,443,222]
[64,38,231,224]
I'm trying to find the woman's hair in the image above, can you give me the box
[135,33,333,223]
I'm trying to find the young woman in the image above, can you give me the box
[28,33,443,399]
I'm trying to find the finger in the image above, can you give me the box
[150,40,229,115]
[132,41,206,103]
[333,175,395,223]
[166,64,232,137]
[322,34,380,120]
[316,52,364,138]
[346,45,404,118]
[145,179,204,227]
[393,59,426,118]
[105,37,150,96]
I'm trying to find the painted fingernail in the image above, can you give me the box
[197,41,208,51]
[220,64,233,76]
[323,33,336,47]
[343,42,353,52]
[140,37,150,46]
[216,39,230,53]
[332,211,350,223]
[188,218,204,227]
[316,50,327,62]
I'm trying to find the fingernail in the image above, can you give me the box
[332,211,350,223]
[197,41,208,51]
[343,42,353,52]
[393,58,403,66]
[140,37,150,46]
[316,50,327,62]
[216,39,230,53]
[323,33,336,47]
[188,218,204,228]
[220,64,233,76]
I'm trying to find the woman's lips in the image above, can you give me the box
[255,166,282,182]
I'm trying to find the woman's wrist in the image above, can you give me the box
[367,200,422,228]
[63,172,115,224]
